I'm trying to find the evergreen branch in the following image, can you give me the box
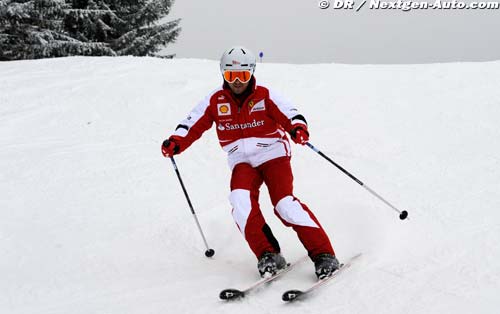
[64,9,115,13]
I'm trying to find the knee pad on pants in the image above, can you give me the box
[275,196,319,228]
[229,189,252,235]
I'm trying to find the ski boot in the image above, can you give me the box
[314,253,340,280]
[257,252,287,277]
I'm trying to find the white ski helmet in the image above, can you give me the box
[220,46,256,76]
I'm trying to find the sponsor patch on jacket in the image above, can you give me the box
[250,99,265,113]
[217,119,265,131]
[217,103,231,116]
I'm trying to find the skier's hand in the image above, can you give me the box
[290,126,309,145]
[161,137,180,157]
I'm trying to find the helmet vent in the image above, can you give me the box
[228,48,235,54]
[241,49,246,54]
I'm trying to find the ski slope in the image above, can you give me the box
[1,57,500,314]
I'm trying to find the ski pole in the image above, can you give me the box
[305,142,408,220]
[169,155,215,257]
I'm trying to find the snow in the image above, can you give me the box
[1,56,500,313]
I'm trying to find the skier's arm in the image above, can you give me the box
[164,94,214,155]
[266,89,309,143]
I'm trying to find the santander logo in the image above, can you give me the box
[218,119,264,131]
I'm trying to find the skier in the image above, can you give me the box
[162,46,339,279]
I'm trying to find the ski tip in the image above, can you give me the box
[282,289,303,302]
[219,289,244,300]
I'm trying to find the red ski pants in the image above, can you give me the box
[229,156,335,259]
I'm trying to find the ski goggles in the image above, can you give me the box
[223,70,252,83]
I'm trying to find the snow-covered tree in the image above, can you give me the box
[111,1,181,56]
[64,0,181,56]
[0,0,115,60]
[0,0,180,60]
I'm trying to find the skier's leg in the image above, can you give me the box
[230,163,280,258]
[260,157,335,258]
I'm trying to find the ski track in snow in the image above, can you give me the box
[1,57,500,314]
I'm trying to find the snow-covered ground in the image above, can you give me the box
[1,57,500,314]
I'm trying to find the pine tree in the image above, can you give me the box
[0,0,181,60]
[0,0,115,60]
[107,0,181,57]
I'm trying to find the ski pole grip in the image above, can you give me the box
[163,138,180,155]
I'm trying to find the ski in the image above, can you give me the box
[282,253,362,302]
[219,256,308,301]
